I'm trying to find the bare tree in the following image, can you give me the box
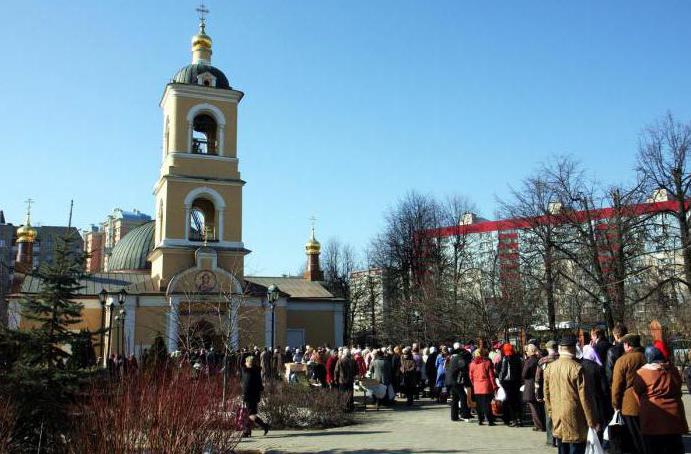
[637,113,691,291]
[322,238,359,344]
[499,174,565,331]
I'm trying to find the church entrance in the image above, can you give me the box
[187,319,222,350]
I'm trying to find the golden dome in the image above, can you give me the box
[305,227,321,255]
[191,23,212,50]
[17,218,37,243]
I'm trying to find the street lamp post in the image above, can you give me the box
[120,308,127,356]
[117,289,127,356]
[113,314,120,356]
[267,284,280,350]
[98,289,107,364]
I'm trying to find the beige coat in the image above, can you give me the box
[544,353,596,443]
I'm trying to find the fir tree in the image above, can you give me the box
[5,232,90,452]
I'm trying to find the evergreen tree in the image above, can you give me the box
[144,333,169,370]
[4,232,90,451]
[67,329,97,369]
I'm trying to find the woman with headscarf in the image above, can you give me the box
[633,344,688,454]
[581,344,611,440]
[522,344,545,431]
[400,347,418,406]
[498,343,523,427]
[435,346,449,403]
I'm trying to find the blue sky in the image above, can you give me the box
[1,1,690,275]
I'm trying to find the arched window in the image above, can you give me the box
[191,114,217,155]
[188,198,216,241]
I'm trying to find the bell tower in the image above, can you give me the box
[150,9,247,289]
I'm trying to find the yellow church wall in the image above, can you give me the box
[237,305,265,348]
[287,310,334,347]
[134,306,169,349]
[218,252,245,277]
[165,94,238,158]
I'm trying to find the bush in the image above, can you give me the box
[0,398,17,453]
[260,382,355,429]
[70,369,242,453]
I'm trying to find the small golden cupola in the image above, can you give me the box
[305,226,321,255]
[191,4,212,64]
[304,224,323,282]
[16,200,38,267]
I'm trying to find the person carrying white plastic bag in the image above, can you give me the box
[586,427,604,454]
[544,335,598,454]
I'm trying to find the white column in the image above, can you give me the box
[125,296,136,356]
[230,298,240,350]
[184,205,191,241]
[187,121,193,152]
[264,302,272,348]
[217,209,224,242]
[333,303,344,347]
[167,297,179,353]
[218,127,225,156]
[7,301,21,329]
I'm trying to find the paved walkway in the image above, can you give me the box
[239,398,557,454]
[239,393,691,454]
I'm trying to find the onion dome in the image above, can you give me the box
[107,221,155,271]
[172,63,230,89]
[305,227,321,255]
[16,211,37,243]
[171,17,231,89]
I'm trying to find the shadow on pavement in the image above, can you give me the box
[269,430,388,438]
[266,450,464,454]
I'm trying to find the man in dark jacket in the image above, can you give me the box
[606,323,628,384]
[446,342,472,421]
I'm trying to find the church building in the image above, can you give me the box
[8,15,345,359]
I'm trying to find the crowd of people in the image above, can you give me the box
[111,326,689,452]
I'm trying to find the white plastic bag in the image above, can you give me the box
[604,409,624,441]
[609,410,624,425]
[586,428,604,454]
[495,386,507,402]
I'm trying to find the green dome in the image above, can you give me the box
[108,221,155,271]
[172,63,231,89]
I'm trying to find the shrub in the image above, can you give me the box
[70,369,242,453]
[0,398,17,453]
[260,382,355,429]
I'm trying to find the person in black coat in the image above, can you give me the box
[522,345,545,431]
[499,343,523,427]
[582,344,611,441]
[425,347,439,399]
[446,343,472,421]
[241,355,269,436]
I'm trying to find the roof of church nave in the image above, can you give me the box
[107,221,155,272]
